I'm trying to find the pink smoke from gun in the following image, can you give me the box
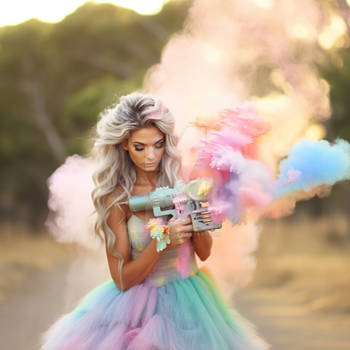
[143,0,346,291]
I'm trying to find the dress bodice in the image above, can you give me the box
[127,214,198,287]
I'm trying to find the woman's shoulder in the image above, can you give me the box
[106,186,130,220]
[106,185,127,201]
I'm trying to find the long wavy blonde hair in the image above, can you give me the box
[90,92,182,273]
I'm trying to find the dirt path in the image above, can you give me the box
[0,251,110,350]
[0,264,69,350]
[235,287,350,350]
[1,261,349,350]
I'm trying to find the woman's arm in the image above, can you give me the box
[192,230,213,261]
[105,192,164,291]
[105,192,193,291]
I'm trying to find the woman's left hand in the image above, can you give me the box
[166,217,193,249]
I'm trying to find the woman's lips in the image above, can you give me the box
[145,162,156,167]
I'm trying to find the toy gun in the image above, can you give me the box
[121,178,222,232]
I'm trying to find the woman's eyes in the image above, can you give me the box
[134,143,164,151]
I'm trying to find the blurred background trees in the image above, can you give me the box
[0,0,349,229]
[0,1,190,226]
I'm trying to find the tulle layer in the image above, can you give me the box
[41,269,268,350]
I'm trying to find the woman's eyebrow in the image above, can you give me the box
[132,137,165,146]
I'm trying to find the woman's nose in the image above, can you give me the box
[146,146,156,160]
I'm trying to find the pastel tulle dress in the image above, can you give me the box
[41,214,269,350]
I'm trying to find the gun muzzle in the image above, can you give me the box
[122,194,154,212]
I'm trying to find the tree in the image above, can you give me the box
[0,1,190,227]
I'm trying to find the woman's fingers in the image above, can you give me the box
[167,230,192,249]
[175,232,192,245]
[177,232,192,239]
[169,217,192,233]
[172,217,191,225]
[171,224,193,234]
[181,224,193,232]
[183,217,192,224]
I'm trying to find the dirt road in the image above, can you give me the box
[235,287,350,350]
[0,265,69,350]
[1,261,349,350]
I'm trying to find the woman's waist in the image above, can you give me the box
[132,243,199,287]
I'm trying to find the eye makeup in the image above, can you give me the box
[133,138,165,151]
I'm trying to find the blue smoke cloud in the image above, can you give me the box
[276,138,350,197]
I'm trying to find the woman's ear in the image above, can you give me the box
[121,140,128,151]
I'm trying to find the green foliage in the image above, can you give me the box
[317,50,350,215]
[320,50,350,142]
[0,1,190,227]
[1,0,349,228]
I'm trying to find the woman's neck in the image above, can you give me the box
[134,167,158,187]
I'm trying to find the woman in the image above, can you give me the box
[41,92,268,349]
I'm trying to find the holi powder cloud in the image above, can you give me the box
[142,0,348,289]
[182,103,350,288]
[45,155,100,250]
[264,138,350,218]
[276,139,350,196]
[192,105,350,222]
[45,0,349,292]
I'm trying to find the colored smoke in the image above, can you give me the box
[46,0,348,292]
[277,139,350,196]
[144,0,345,289]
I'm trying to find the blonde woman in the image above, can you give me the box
[41,92,268,349]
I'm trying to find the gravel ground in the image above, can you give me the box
[1,215,350,350]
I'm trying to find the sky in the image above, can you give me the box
[0,0,170,26]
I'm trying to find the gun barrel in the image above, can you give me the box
[127,194,154,211]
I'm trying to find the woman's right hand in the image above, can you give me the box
[166,217,193,250]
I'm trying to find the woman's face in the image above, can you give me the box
[122,126,165,172]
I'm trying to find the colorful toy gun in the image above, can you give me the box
[121,178,222,232]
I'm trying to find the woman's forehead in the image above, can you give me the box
[129,126,164,142]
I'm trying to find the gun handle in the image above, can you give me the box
[153,206,177,218]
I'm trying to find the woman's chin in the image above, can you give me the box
[141,165,159,172]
